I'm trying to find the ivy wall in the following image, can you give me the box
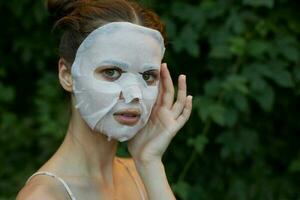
[0,0,299,199]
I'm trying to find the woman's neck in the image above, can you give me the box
[45,106,119,187]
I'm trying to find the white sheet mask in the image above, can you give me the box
[71,22,165,142]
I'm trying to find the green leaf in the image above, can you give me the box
[262,61,294,88]
[281,46,299,63]
[0,84,15,103]
[200,1,227,19]
[171,3,205,30]
[204,78,222,97]
[0,112,17,130]
[293,67,300,82]
[225,10,246,34]
[209,45,232,59]
[161,16,177,40]
[173,181,191,199]
[217,129,258,161]
[255,20,270,37]
[208,27,233,59]
[194,96,213,121]
[276,36,299,62]
[223,107,238,127]
[247,40,269,58]
[210,104,226,126]
[243,63,294,88]
[229,37,247,56]
[232,93,249,113]
[217,131,234,159]
[187,134,208,154]
[288,156,300,172]
[194,97,226,126]
[268,69,294,88]
[250,77,275,112]
[242,0,274,8]
[221,75,249,94]
[173,25,200,57]
[0,67,6,78]
[228,178,247,200]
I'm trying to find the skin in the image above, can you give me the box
[17,59,192,200]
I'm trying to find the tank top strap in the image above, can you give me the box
[26,171,77,200]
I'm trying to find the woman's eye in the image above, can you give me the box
[142,74,151,81]
[104,69,120,78]
[94,67,122,81]
[141,70,159,85]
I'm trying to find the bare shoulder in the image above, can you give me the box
[16,175,68,200]
[17,184,57,200]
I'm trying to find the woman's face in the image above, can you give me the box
[71,22,165,141]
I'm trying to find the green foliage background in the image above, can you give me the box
[1,0,300,199]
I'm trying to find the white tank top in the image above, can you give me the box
[25,158,146,200]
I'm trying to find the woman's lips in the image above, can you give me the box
[113,109,141,126]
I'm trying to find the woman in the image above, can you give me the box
[17,0,192,199]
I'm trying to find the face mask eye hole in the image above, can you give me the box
[141,70,159,86]
[94,66,123,81]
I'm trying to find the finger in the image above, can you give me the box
[176,95,193,126]
[171,74,187,118]
[161,63,175,109]
[151,81,163,114]
[156,76,164,107]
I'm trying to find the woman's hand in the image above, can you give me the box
[128,63,192,164]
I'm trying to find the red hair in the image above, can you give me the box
[46,0,167,65]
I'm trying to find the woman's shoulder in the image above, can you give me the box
[17,184,57,200]
[16,174,69,200]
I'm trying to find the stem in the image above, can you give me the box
[177,150,197,182]
[177,120,211,182]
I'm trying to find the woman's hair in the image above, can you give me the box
[46,0,167,65]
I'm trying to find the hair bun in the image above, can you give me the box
[46,0,77,20]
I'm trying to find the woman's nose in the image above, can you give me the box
[119,85,142,103]
[131,97,140,103]
[119,92,140,103]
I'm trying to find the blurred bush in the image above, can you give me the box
[0,0,299,199]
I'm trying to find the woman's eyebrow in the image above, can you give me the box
[141,63,160,71]
[98,59,129,69]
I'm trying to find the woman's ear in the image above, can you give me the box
[58,58,73,92]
